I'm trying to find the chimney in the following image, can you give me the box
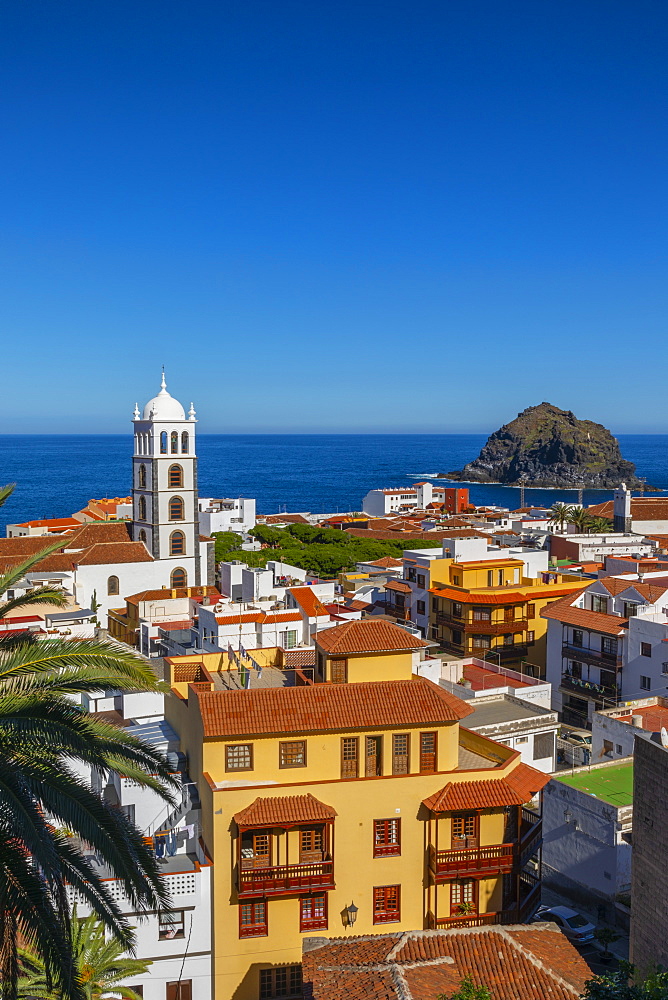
[631,714,644,728]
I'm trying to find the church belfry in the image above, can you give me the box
[131,373,201,587]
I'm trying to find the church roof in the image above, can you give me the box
[140,373,187,421]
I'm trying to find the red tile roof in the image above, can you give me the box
[233,793,337,827]
[587,498,668,520]
[314,618,428,654]
[288,586,330,617]
[196,677,472,738]
[75,542,153,565]
[541,593,628,634]
[302,924,590,999]
[384,579,412,593]
[365,557,404,568]
[126,587,220,604]
[422,763,550,812]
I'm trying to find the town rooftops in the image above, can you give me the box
[459,663,535,691]
[364,556,404,568]
[287,586,330,617]
[587,497,668,520]
[233,793,337,828]
[422,763,550,812]
[596,576,668,602]
[214,610,303,626]
[314,618,429,654]
[302,924,591,1000]
[75,542,153,565]
[384,579,412,594]
[606,702,668,733]
[125,586,220,604]
[196,677,473,739]
[14,517,82,531]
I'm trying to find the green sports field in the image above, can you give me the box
[556,762,634,807]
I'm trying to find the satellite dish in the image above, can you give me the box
[661,727,668,749]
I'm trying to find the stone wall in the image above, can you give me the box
[630,735,668,973]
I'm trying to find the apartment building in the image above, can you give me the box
[427,553,583,672]
[542,573,668,728]
[164,618,548,1000]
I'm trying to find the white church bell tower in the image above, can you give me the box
[131,373,201,587]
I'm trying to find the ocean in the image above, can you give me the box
[0,434,666,532]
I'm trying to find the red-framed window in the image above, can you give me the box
[239,900,267,938]
[373,885,401,924]
[373,819,401,858]
[299,893,328,932]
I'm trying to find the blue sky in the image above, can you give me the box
[1,0,667,433]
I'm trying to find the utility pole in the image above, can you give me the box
[519,477,527,509]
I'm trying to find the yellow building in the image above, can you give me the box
[428,556,584,672]
[165,618,548,1000]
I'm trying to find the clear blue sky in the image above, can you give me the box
[1,1,667,433]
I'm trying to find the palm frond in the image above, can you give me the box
[0,484,16,510]
[0,586,70,621]
[0,638,165,690]
[0,539,72,604]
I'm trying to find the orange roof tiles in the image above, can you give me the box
[196,677,472,738]
[366,556,404,568]
[233,793,336,827]
[430,586,526,604]
[288,586,330,617]
[315,618,428,654]
[587,498,668,520]
[541,594,628,634]
[126,587,220,604]
[422,763,550,812]
[302,925,590,1000]
[597,577,668,602]
[75,542,153,565]
[384,579,412,593]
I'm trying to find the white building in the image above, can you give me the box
[462,693,559,773]
[130,374,203,589]
[592,697,668,761]
[542,572,668,728]
[361,482,463,516]
[198,497,256,536]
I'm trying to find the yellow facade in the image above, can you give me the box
[165,623,548,1000]
[428,556,584,672]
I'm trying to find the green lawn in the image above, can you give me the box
[556,762,634,807]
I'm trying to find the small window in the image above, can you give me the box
[259,966,301,999]
[225,744,253,771]
[239,901,267,938]
[640,675,651,691]
[533,731,553,760]
[452,602,463,619]
[160,431,168,454]
[431,597,439,612]
[515,736,528,744]
[407,567,416,582]
[138,464,146,489]
[373,885,401,924]
[616,744,623,754]
[330,658,347,684]
[417,574,425,588]
[107,575,119,596]
[139,529,147,544]
[453,575,461,586]
[168,464,183,488]
[450,879,476,913]
[169,496,185,521]
[138,495,147,521]
[526,631,535,644]
[373,819,401,857]
[487,570,493,587]
[159,911,185,940]
[170,531,185,555]
[171,431,179,454]
[392,733,410,774]
[279,741,306,768]
[417,600,426,616]
[641,642,652,657]
[365,735,383,777]
[341,737,359,779]
[527,603,536,618]
[300,893,327,932]
[181,431,189,454]
[171,568,187,589]
[166,981,191,1000]
[603,740,614,755]
[602,636,618,656]
[572,629,583,647]
[591,595,608,614]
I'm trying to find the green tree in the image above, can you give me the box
[438,976,493,1000]
[581,963,668,998]
[0,487,178,1000]
[249,525,287,549]
[549,502,575,531]
[567,507,594,534]
[211,531,243,563]
[587,517,614,534]
[18,910,151,1000]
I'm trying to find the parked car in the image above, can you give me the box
[558,728,592,766]
[533,905,596,943]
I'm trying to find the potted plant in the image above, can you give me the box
[595,926,620,964]
[457,901,476,917]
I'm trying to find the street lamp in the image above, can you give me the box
[344,901,359,927]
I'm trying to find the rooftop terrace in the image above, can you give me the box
[556,761,634,807]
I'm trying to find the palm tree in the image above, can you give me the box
[566,506,593,534]
[0,485,178,1000]
[19,910,151,1000]
[548,502,574,531]
[587,516,614,534]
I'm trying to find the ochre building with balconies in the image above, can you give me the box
[428,556,584,672]
[165,618,549,1000]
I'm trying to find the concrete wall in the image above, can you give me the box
[630,735,668,972]
[542,775,632,901]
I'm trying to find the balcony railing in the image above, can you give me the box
[238,859,335,898]
[436,613,529,635]
[519,811,542,865]
[561,673,618,700]
[428,843,515,880]
[384,602,411,621]
[427,910,507,929]
[519,871,542,921]
[562,644,622,667]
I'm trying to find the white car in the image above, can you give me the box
[534,905,596,944]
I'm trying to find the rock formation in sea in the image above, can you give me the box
[442,402,643,488]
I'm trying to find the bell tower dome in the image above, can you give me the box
[131,373,201,587]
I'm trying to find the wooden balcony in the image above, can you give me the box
[436,613,529,635]
[427,910,507,929]
[562,643,622,668]
[237,859,335,898]
[560,672,618,701]
[385,602,411,621]
[428,843,515,881]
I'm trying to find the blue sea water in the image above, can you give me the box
[0,434,666,532]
